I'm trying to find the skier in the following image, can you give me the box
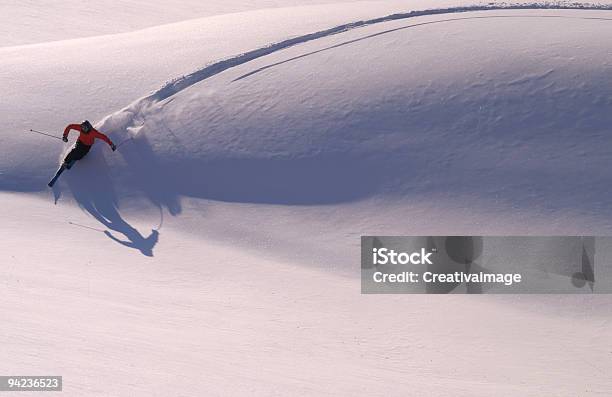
[48,120,116,187]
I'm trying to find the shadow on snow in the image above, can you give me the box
[59,148,160,257]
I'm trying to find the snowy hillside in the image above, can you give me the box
[2,2,612,396]
[100,8,612,211]
[0,0,377,46]
[2,1,461,188]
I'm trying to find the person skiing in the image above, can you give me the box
[48,120,116,187]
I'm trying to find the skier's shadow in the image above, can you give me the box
[64,149,159,257]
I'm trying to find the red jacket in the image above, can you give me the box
[63,124,114,147]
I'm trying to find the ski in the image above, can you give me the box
[48,164,66,187]
[48,160,75,187]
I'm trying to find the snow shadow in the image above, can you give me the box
[116,134,182,214]
[63,149,159,257]
[117,134,389,205]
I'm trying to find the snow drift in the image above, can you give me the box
[88,7,612,219]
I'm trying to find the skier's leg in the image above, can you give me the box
[63,146,78,167]
[48,164,66,187]
[64,142,91,169]
[49,142,92,187]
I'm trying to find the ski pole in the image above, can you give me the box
[116,137,134,149]
[29,129,62,140]
[68,221,105,232]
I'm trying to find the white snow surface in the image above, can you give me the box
[1,1,612,396]
[0,0,383,46]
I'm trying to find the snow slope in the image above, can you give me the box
[0,0,378,46]
[3,193,611,396]
[2,2,612,396]
[99,8,612,211]
[3,1,480,188]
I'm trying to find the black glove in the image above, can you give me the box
[111,143,117,152]
[62,136,68,143]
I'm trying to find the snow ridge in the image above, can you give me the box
[99,1,612,136]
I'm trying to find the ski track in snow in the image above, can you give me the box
[99,2,612,136]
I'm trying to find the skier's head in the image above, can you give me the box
[80,120,92,133]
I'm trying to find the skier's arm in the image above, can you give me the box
[93,130,115,147]
[63,124,81,139]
